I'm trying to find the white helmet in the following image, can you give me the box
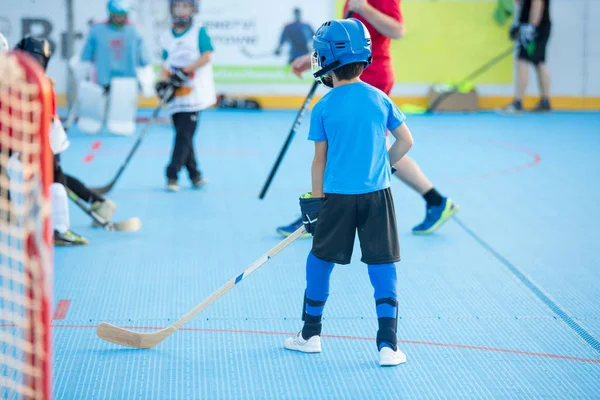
[0,33,8,54]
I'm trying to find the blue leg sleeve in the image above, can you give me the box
[368,263,398,351]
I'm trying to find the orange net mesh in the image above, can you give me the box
[0,51,53,399]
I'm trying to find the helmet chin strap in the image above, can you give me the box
[313,59,341,88]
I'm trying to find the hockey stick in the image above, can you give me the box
[66,188,141,232]
[426,46,513,113]
[90,87,173,195]
[63,89,79,130]
[258,81,318,199]
[96,225,306,348]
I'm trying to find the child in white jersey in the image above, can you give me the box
[157,0,216,192]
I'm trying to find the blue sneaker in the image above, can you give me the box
[412,198,459,235]
[276,216,312,238]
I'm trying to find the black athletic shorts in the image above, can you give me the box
[312,188,400,265]
[518,27,551,65]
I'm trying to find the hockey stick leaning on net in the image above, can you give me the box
[67,188,141,232]
[90,86,173,195]
[96,225,306,348]
[258,81,318,199]
[426,46,514,113]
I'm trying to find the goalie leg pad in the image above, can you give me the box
[51,183,70,233]
[77,81,106,135]
[106,77,138,136]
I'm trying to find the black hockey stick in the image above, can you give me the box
[258,81,319,200]
[90,87,173,195]
[426,46,513,113]
[66,188,141,232]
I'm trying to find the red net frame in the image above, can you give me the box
[0,51,53,399]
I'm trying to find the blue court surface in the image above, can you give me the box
[52,109,600,399]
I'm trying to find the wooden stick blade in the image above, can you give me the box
[110,217,141,232]
[96,323,175,349]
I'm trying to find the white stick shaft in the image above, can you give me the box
[172,226,306,330]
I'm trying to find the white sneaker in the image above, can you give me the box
[379,346,406,366]
[284,331,321,353]
[166,180,180,192]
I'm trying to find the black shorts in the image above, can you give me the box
[518,27,551,65]
[312,188,400,265]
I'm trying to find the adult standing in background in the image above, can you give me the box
[274,8,315,65]
[504,0,552,112]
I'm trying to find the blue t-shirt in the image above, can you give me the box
[308,81,406,195]
[81,23,149,87]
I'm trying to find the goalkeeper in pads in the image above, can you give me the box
[156,0,216,192]
[15,37,117,245]
[284,19,413,367]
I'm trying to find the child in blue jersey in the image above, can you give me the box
[283,19,414,367]
[80,0,149,90]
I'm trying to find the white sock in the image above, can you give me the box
[50,183,69,233]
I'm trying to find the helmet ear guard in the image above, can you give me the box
[311,51,341,88]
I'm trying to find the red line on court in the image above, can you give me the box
[83,154,95,163]
[91,140,102,150]
[446,138,542,183]
[51,323,600,363]
[52,300,71,320]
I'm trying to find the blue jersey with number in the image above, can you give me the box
[80,22,149,87]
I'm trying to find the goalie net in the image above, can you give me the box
[0,51,53,399]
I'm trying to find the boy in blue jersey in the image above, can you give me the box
[80,0,149,91]
[283,19,414,367]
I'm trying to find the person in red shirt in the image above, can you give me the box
[277,0,458,237]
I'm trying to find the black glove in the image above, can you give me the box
[509,21,519,41]
[168,68,190,88]
[155,81,176,103]
[299,192,324,235]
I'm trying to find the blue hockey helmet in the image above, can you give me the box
[311,18,372,87]
[107,0,131,15]
[170,0,199,27]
